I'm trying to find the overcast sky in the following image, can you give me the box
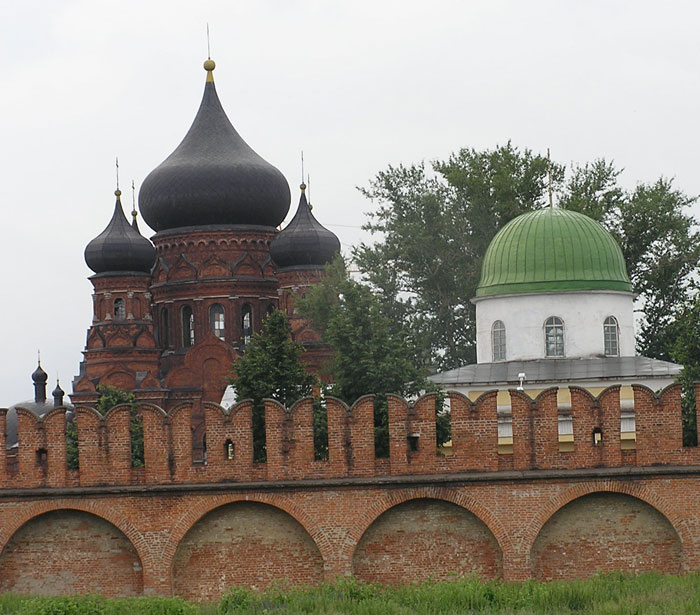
[1,0,699,407]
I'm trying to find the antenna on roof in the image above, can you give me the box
[307,173,312,210]
[547,148,554,210]
[131,179,138,225]
[206,23,211,59]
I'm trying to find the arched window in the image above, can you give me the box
[492,320,506,362]
[209,304,225,341]
[544,316,564,357]
[241,304,253,346]
[161,308,170,347]
[604,316,619,356]
[114,298,126,320]
[182,305,194,348]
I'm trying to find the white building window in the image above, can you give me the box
[604,316,619,356]
[544,316,565,357]
[492,320,506,362]
[210,304,225,341]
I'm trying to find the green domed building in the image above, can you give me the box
[476,208,632,298]
[431,206,681,399]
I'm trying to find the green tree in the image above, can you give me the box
[355,143,564,370]
[228,309,317,463]
[560,166,700,360]
[357,145,700,370]
[670,300,700,446]
[299,257,449,457]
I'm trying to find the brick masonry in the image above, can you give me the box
[0,385,699,600]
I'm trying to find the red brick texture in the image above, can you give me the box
[172,502,323,600]
[531,493,681,580]
[353,499,503,583]
[0,386,698,599]
[0,510,142,596]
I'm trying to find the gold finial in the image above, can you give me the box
[547,148,554,209]
[300,182,307,193]
[115,189,122,199]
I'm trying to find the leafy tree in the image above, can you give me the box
[228,309,317,463]
[355,143,563,370]
[560,167,700,360]
[299,256,449,457]
[356,144,700,370]
[670,300,700,446]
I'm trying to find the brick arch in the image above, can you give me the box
[168,495,325,599]
[523,481,688,572]
[0,498,148,569]
[163,492,328,571]
[0,499,149,596]
[345,486,510,567]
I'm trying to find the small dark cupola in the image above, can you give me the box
[270,183,340,270]
[32,359,48,403]
[52,380,65,407]
[84,190,157,274]
[139,58,291,231]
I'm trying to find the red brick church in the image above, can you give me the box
[72,57,339,417]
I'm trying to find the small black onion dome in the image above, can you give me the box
[270,184,340,270]
[52,382,65,408]
[139,59,291,231]
[32,363,47,384]
[85,191,156,274]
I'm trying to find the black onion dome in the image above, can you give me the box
[270,185,340,270]
[84,191,157,274]
[138,59,291,231]
[32,363,47,384]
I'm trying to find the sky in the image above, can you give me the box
[1,0,699,407]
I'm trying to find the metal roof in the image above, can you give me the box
[430,356,683,386]
[476,208,632,297]
[270,186,340,271]
[139,61,290,232]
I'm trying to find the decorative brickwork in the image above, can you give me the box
[0,385,699,599]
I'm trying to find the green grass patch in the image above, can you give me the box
[0,573,699,614]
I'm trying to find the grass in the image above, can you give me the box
[0,573,699,614]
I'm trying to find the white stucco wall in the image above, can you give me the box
[474,291,635,363]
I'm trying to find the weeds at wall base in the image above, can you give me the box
[0,573,699,614]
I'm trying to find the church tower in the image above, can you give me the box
[72,189,159,407]
[72,58,339,427]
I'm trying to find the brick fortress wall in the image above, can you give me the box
[1,384,699,599]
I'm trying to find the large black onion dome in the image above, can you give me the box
[270,185,340,270]
[138,59,291,231]
[84,191,156,274]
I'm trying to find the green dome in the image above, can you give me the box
[476,208,632,298]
